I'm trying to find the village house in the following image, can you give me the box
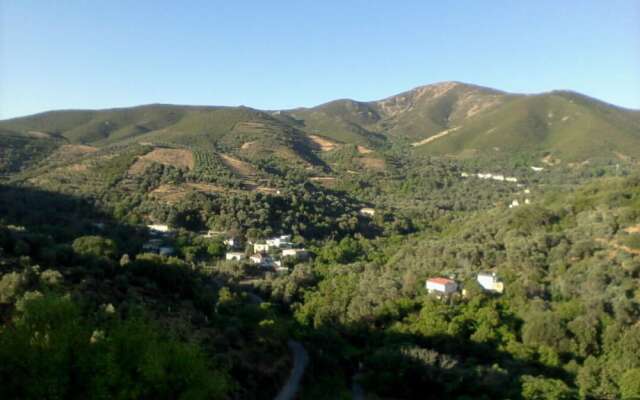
[224,237,241,248]
[225,252,246,261]
[531,166,544,172]
[274,263,289,273]
[200,230,224,239]
[477,272,504,293]
[253,242,271,253]
[266,235,293,249]
[359,208,376,217]
[505,177,518,183]
[460,172,470,178]
[147,224,170,233]
[250,253,274,268]
[282,248,309,260]
[425,277,458,295]
[509,199,520,208]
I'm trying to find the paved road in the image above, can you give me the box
[352,380,364,400]
[274,340,309,400]
[236,287,309,400]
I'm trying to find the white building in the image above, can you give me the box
[147,224,171,233]
[225,252,245,261]
[505,177,518,183]
[477,272,504,293]
[460,172,470,178]
[266,235,293,248]
[254,242,271,253]
[224,237,241,248]
[509,199,520,208]
[250,254,273,268]
[282,248,309,259]
[359,208,376,217]
[492,174,505,181]
[477,173,492,179]
[425,277,458,295]
[531,166,544,172]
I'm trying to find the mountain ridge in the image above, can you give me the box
[1,81,639,173]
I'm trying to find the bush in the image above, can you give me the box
[0,294,231,399]
[0,272,24,304]
[520,375,576,400]
[72,235,118,259]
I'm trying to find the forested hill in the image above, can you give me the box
[1,82,640,399]
[2,82,640,177]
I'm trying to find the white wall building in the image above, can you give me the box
[224,237,240,248]
[282,248,309,259]
[359,208,376,217]
[425,278,458,294]
[477,272,504,293]
[250,254,274,268]
[266,235,293,248]
[254,243,271,253]
[147,224,170,233]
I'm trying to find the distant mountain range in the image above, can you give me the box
[1,82,639,174]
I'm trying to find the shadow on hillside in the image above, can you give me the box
[0,184,145,253]
[0,183,291,400]
[291,317,572,400]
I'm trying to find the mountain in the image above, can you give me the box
[1,82,639,178]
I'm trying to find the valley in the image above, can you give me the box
[1,82,639,399]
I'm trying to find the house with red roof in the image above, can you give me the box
[425,277,458,295]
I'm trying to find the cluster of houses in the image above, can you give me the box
[225,234,309,272]
[460,172,536,209]
[425,272,504,296]
[460,172,519,183]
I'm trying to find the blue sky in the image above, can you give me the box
[1,0,639,119]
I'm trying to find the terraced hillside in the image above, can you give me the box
[1,82,639,180]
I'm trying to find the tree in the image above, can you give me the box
[206,239,226,258]
[72,235,117,259]
[0,272,24,304]
[619,368,640,399]
[520,375,576,400]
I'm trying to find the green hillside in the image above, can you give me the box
[415,92,640,161]
[1,81,639,176]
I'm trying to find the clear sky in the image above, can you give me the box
[1,0,639,119]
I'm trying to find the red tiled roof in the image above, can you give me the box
[427,277,455,285]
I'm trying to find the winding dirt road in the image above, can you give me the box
[274,340,309,400]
